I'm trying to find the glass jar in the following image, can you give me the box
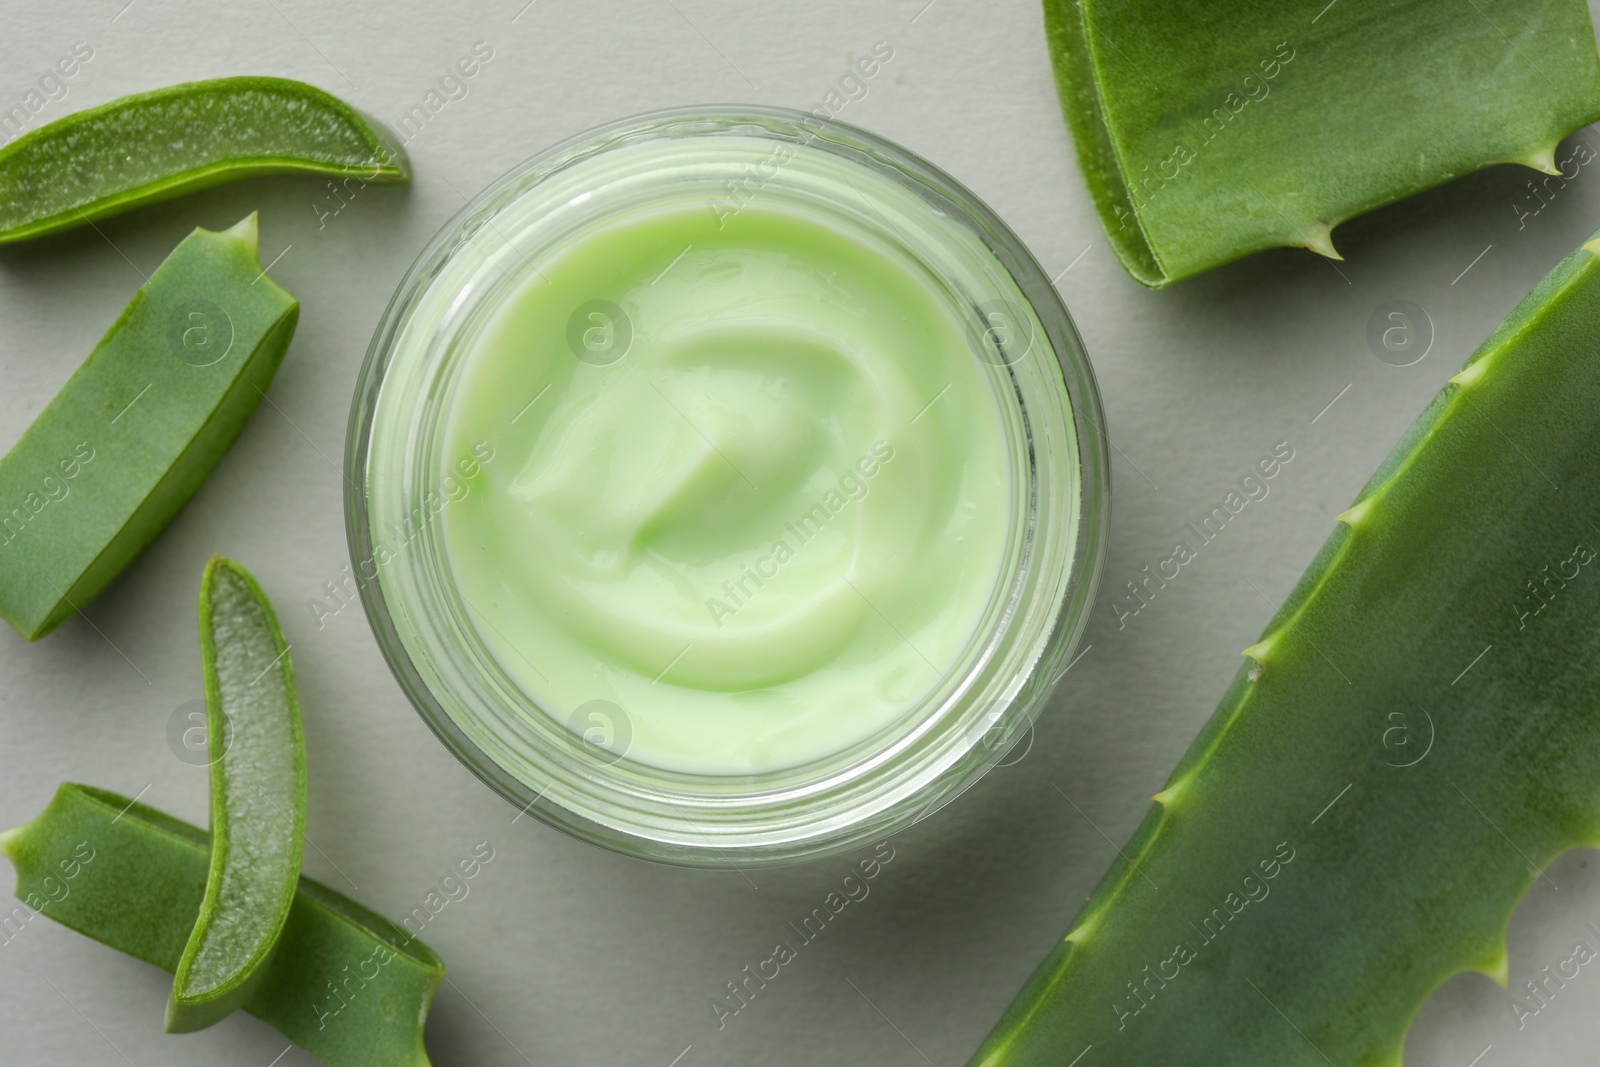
[346,106,1109,867]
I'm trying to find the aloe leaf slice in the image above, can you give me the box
[164,557,306,1033]
[0,76,408,243]
[1044,0,1600,286]
[0,212,297,640]
[3,784,441,1067]
[970,234,1600,1063]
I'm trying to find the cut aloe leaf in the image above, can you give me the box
[4,784,441,1067]
[165,557,305,1033]
[0,213,297,640]
[1043,0,1600,286]
[0,77,408,243]
[971,234,1600,1063]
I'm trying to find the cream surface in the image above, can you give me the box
[439,195,1012,774]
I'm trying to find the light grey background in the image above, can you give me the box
[2,1,1598,1064]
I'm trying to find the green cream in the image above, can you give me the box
[439,198,1013,775]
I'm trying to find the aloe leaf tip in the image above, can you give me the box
[219,212,259,249]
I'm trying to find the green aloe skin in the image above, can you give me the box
[2,784,443,1067]
[1043,0,1600,286]
[0,213,297,640]
[0,77,408,243]
[969,231,1600,1064]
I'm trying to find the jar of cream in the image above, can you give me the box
[347,106,1108,866]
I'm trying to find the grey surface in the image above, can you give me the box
[2,1,1599,1064]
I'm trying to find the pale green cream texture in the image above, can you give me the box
[439,198,1011,774]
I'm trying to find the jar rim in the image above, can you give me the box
[345,104,1111,867]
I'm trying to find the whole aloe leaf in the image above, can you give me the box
[1044,0,1600,286]
[970,235,1600,1064]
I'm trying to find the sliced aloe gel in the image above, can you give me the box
[164,557,306,1033]
[0,213,297,640]
[2,784,443,1067]
[0,76,408,243]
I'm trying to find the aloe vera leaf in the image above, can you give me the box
[0,77,407,243]
[166,557,306,1033]
[0,213,297,640]
[1,784,442,1067]
[970,234,1600,1064]
[1044,0,1600,287]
